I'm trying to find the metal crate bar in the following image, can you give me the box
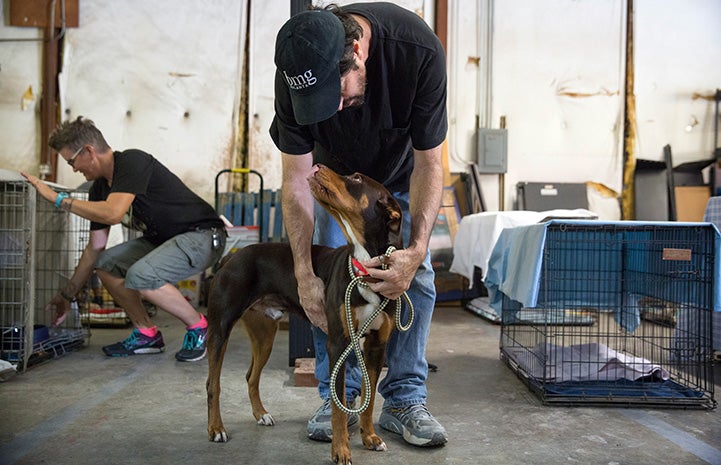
[499,221,716,409]
[1,173,89,372]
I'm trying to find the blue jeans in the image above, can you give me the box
[312,191,436,408]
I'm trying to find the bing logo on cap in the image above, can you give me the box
[283,69,318,90]
[274,9,345,125]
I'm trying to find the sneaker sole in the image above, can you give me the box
[307,428,333,442]
[379,415,448,447]
[134,346,165,354]
[175,348,207,362]
[307,413,359,442]
[104,346,165,357]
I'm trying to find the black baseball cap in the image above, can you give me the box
[274,10,345,125]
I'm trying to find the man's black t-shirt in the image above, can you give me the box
[269,2,448,193]
[89,149,222,245]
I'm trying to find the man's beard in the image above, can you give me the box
[342,70,367,109]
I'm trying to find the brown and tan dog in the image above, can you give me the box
[206,163,404,464]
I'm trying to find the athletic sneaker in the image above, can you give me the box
[175,326,208,362]
[307,398,359,442]
[102,328,165,357]
[378,404,448,447]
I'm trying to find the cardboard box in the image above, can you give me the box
[225,225,259,254]
[674,186,710,222]
[177,273,202,307]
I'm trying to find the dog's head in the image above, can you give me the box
[308,164,403,258]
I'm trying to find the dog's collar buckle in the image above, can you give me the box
[351,257,369,277]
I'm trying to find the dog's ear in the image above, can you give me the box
[379,194,403,244]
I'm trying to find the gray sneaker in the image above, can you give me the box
[378,404,448,447]
[307,398,359,442]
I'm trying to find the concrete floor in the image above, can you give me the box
[1,303,720,465]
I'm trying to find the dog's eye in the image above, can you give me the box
[351,174,363,183]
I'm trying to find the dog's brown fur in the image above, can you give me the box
[206,164,404,464]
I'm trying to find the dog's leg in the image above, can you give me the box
[328,327,352,465]
[240,306,280,426]
[207,322,233,442]
[360,313,393,451]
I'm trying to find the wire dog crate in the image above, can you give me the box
[0,171,89,372]
[498,221,716,409]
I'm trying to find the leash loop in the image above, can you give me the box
[329,246,414,415]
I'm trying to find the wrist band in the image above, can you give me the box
[59,289,74,301]
[55,192,69,209]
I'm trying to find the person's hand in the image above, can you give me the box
[20,172,60,204]
[297,274,328,333]
[46,293,71,326]
[361,248,421,300]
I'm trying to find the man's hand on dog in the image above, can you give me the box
[362,248,422,300]
[297,274,328,333]
[297,248,420,330]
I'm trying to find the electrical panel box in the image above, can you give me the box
[476,128,508,174]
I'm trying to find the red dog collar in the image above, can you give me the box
[351,257,369,277]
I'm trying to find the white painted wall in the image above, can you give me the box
[0,0,246,201]
[634,1,721,162]
[246,0,290,194]
[448,0,721,210]
[1,0,719,212]
[0,7,43,176]
[58,0,246,201]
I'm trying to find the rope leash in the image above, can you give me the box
[329,246,414,415]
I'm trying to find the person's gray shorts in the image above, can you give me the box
[95,228,225,290]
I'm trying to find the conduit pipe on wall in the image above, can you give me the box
[446,0,460,168]
[447,0,494,208]
[447,0,470,167]
[447,1,493,158]
[477,0,493,130]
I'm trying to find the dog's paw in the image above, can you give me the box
[369,441,387,451]
[331,443,352,465]
[257,413,275,426]
[362,434,387,451]
[209,430,228,443]
[331,453,352,465]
